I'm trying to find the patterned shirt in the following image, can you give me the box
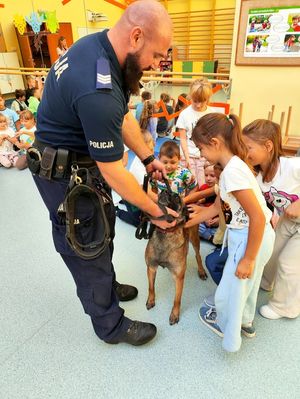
[151,165,196,197]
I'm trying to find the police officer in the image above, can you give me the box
[31,0,175,346]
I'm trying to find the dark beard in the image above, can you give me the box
[123,53,144,96]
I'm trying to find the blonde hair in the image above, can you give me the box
[189,78,212,103]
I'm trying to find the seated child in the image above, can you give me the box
[150,140,197,199]
[0,94,20,132]
[0,114,18,168]
[198,163,219,242]
[11,89,28,114]
[116,130,155,227]
[28,88,40,117]
[10,110,36,170]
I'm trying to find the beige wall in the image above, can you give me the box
[229,0,300,136]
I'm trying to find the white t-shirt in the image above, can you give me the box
[256,157,300,219]
[219,156,272,229]
[0,127,15,154]
[176,105,221,158]
[129,156,147,185]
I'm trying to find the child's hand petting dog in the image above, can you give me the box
[184,204,203,228]
[187,203,202,215]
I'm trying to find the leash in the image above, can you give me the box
[135,174,184,240]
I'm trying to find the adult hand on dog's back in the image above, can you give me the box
[149,207,179,230]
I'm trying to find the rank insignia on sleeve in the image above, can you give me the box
[96,57,112,89]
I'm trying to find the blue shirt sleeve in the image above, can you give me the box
[76,92,125,162]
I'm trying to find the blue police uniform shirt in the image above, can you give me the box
[36,30,129,162]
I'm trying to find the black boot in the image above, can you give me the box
[114,281,138,301]
[105,320,157,346]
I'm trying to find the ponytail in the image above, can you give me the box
[227,114,249,165]
[139,100,154,130]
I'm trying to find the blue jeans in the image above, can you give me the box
[199,223,217,241]
[116,200,141,227]
[205,246,228,285]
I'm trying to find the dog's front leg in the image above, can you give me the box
[189,226,207,280]
[169,269,186,325]
[146,266,157,310]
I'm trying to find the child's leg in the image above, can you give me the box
[116,200,141,227]
[15,154,28,170]
[242,224,275,324]
[215,229,269,352]
[261,217,291,291]
[0,154,12,168]
[205,246,228,285]
[267,219,300,318]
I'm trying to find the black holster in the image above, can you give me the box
[58,166,112,260]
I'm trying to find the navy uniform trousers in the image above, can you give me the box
[32,172,131,342]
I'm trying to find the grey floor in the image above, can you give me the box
[1,164,300,399]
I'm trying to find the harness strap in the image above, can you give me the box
[59,167,111,259]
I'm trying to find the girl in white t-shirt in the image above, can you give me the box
[243,119,300,320]
[176,78,216,187]
[186,113,275,352]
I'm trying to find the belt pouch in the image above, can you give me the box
[26,147,42,174]
[55,148,69,178]
[39,147,57,180]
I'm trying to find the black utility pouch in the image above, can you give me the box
[39,147,57,180]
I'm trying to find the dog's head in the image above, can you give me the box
[158,189,189,226]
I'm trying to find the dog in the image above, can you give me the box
[145,187,207,325]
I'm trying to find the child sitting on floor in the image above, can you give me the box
[0,114,18,168]
[198,163,219,242]
[9,110,36,170]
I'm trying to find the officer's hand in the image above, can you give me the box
[149,207,178,230]
[145,158,167,180]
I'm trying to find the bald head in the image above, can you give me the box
[117,0,172,40]
[108,0,173,94]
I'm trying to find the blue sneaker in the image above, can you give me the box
[199,306,224,337]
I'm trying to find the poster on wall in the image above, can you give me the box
[236,1,300,66]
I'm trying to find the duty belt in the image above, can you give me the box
[27,139,96,180]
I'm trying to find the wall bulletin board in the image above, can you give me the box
[236,0,300,66]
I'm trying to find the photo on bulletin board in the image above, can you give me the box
[235,0,300,66]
